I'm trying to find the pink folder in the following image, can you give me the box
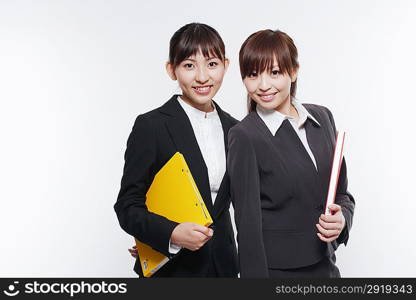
[324,131,346,215]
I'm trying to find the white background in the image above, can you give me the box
[1,0,415,277]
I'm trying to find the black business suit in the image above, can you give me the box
[227,104,355,278]
[114,95,239,277]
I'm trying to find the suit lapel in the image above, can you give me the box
[304,121,326,174]
[251,111,291,173]
[303,106,334,199]
[160,96,214,214]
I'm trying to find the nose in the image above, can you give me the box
[259,74,271,92]
[195,66,209,84]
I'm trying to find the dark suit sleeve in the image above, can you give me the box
[227,126,269,278]
[325,107,355,249]
[114,115,178,257]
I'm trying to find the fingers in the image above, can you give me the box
[317,212,343,242]
[319,213,342,223]
[172,223,214,252]
[192,224,213,237]
[128,248,138,258]
[316,223,339,238]
[317,232,337,242]
[186,231,212,251]
[318,217,343,231]
[193,231,211,244]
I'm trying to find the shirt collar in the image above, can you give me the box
[177,95,218,120]
[292,99,320,127]
[256,98,320,135]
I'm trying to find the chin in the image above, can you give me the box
[256,100,280,110]
[185,97,213,110]
[193,92,215,103]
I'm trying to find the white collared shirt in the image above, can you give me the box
[256,99,320,170]
[168,96,226,254]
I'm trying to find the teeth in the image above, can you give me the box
[260,94,274,101]
[194,86,210,92]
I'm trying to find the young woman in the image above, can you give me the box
[227,29,355,278]
[114,23,238,277]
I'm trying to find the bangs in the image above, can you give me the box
[239,30,298,79]
[170,24,225,67]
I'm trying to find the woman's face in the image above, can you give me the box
[167,50,228,112]
[243,61,296,112]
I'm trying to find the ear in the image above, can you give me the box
[223,58,230,73]
[291,68,299,82]
[165,62,177,80]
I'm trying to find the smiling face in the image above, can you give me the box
[243,61,297,112]
[239,29,300,112]
[166,50,228,112]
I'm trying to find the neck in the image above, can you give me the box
[274,95,299,120]
[180,95,214,113]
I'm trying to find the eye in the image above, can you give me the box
[247,71,257,78]
[208,61,218,67]
[271,69,281,76]
[183,63,194,69]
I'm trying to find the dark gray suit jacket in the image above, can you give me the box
[227,104,355,278]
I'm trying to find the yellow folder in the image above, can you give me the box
[134,152,213,277]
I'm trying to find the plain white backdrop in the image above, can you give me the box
[1,0,415,277]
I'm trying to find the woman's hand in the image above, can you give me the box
[171,222,214,251]
[128,245,138,258]
[316,204,345,242]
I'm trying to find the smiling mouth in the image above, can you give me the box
[193,85,213,95]
[258,92,277,101]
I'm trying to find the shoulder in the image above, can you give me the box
[222,110,239,126]
[131,99,173,129]
[213,101,239,126]
[131,109,159,130]
[303,103,334,124]
[228,112,257,140]
[303,103,331,116]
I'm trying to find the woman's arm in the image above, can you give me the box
[227,126,269,278]
[114,115,178,257]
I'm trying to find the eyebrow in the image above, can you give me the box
[183,57,219,62]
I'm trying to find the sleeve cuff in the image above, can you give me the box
[168,239,182,254]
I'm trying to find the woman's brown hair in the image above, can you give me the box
[239,29,299,112]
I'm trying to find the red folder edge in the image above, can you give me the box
[324,131,346,215]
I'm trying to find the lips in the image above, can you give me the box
[193,85,213,95]
[258,92,277,102]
